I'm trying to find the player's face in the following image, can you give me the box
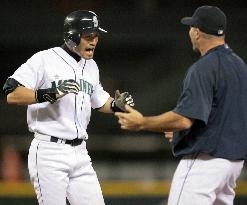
[77,32,99,59]
[189,27,200,53]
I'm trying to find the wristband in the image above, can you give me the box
[36,88,57,104]
[111,100,124,112]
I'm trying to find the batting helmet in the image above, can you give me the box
[64,10,107,47]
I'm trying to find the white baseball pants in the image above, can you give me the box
[168,153,244,205]
[28,137,105,205]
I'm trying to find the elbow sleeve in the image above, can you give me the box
[2,78,23,96]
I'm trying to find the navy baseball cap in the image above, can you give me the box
[181,6,226,36]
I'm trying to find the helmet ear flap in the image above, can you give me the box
[64,31,81,47]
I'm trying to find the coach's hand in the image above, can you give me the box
[115,105,144,131]
[111,90,134,112]
[56,79,80,98]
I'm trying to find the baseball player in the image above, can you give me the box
[115,6,247,205]
[3,10,134,205]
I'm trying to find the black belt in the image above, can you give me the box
[50,136,84,146]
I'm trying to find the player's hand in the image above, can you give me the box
[56,79,80,98]
[115,105,144,131]
[112,90,135,112]
[35,79,80,104]
[164,131,173,142]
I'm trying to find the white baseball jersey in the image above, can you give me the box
[10,47,110,140]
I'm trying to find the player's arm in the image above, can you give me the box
[98,90,135,113]
[98,97,114,113]
[115,105,194,132]
[3,78,80,105]
[7,86,36,105]
[3,78,36,105]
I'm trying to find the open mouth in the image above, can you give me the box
[85,48,94,52]
[83,47,95,58]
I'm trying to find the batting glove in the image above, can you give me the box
[56,79,80,98]
[36,79,80,104]
[111,90,135,112]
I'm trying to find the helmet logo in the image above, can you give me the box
[218,29,223,35]
[93,16,98,28]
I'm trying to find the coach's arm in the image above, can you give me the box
[115,105,194,132]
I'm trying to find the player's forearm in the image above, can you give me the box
[141,111,193,132]
[7,86,36,105]
[98,97,114,113]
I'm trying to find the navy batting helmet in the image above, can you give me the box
[64,10,107,47]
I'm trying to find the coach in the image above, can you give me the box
[116,5,247,205]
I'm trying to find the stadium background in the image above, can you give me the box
[0,0,247,204]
